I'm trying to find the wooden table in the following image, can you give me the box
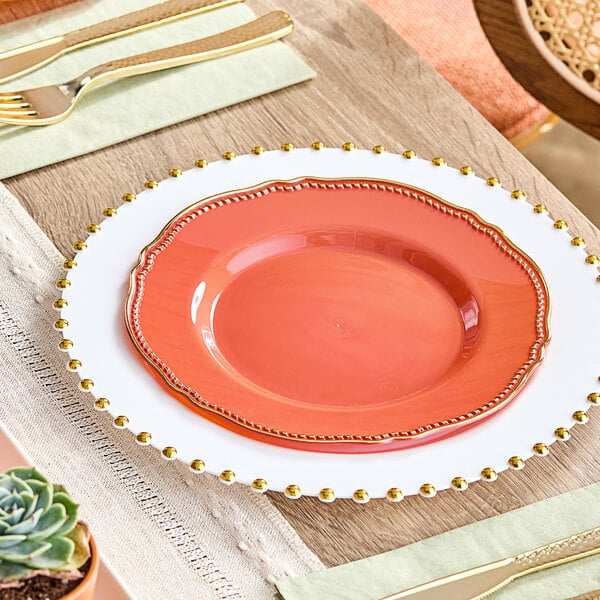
[4,0,600,569]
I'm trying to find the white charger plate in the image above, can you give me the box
[55,147,600,501]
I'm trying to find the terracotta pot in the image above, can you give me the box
[62,535,99,600]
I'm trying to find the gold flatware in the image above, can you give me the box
[0,0,243,85]
[382,525,600,600]
[0,11,293,126]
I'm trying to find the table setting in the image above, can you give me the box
[0,0,598,599]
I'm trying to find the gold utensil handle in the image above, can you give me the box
[89,11,293,81]
[515,526,600,573]
[64,0,242,49]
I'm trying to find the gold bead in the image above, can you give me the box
[63,259,77,269]
[251,478,268,492]
[281,142,295,152]
[533,204,548,214]
[585,255,599,264]
[318,488,336,503]
[113,415,129,428]
[419,483,437,498]
[511,190,526,199]
[94,398,110,410]
[162,446,177,460]
[67,359,81,371]
[219,469,236,484]
[79,378,94,391]
[342,142,356,151]
[402,149,416,159]
[372,145,387,154]
[386,487,404,502]
[587,392,600,404]
[597,275,600,284]
[352,489,370,504]
[284,484,301,499]
[73,241,87,251]
[460,166,474,175]
[53,298,68,310]
[194,159,208,168]
[432,157,446,166]
[122,193,136,202]
[54,319,69,330]
[56,279,70,289]
[572,410,589,424]
[222,151,237,160]
[532,442,549,456]
[86,223,101,233]
[451,477,468,491]
[481,467,498,481]
[58,339,73,351]
[486,177,501,187]
[553,220,568,229]
[571,237,586,246]
[251,146,265,155]
[554,427,571,441]
[168,168,182,178]
[144,180,158,189]
[103,207,117,217]
[311,141,324,150]
[508,456,525,470]
[189,459,206,473]
[136,431,152,445]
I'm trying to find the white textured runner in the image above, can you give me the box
[0,182,323,599]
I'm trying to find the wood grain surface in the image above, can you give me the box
[0,0,81,25]
[475,0,600,140]
[3,0,600,569]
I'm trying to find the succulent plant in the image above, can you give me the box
[0,467,90,589]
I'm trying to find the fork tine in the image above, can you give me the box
[0,102,31,110]
[0,109,37,118]
[0,93,24,101]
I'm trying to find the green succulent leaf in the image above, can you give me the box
[6,468,48,484]
[20,492,37,520]
[27,481,53,514]
[0,475,32,496]
[63,524,91,571]
[0,488,9,500]
[52,493,78,538]
[28,504,67,541]
[0,495,18,511]
[5,508,43,536]
[3,507,25,526]
[0,559,32,582]
[0,539,51,562]
[22,536,74,570]
[0,535,27,550]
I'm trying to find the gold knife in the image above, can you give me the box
[382,526,600,600]
[0,0,242,85]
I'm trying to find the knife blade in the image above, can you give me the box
[381,526,600,600]
[0,0,242,85]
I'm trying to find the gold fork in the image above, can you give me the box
[0,11,293,126]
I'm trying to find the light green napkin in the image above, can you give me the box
[0,0,315,179]
[276,483,600,600]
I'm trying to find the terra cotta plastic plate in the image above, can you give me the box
[126,177,549,452]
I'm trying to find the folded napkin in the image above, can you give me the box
[276,482,600,600]
[0,0,315,179]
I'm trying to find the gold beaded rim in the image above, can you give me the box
[54,146,599,500]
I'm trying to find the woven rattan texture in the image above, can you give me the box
[527,0,600,93]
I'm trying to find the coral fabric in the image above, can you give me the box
[365,0,550,139]
[0,0,81,25]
